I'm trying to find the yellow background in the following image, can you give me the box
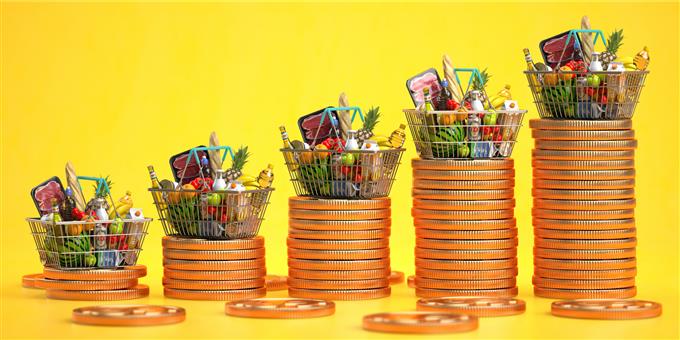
[1,1,678,338]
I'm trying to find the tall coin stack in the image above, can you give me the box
[162,236,268,300]
[530,119,637,299]
[411,158,519,298]
[287,197,392,300]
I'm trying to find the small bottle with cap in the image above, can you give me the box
[389,124,407,148]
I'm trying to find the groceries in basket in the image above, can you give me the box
[26,163,150,269]
[524,17,650,120]
[280,104,405,199]
[149,134,274,240]
[404,61,526,160]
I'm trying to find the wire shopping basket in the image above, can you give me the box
[281,107,405,199]
[525,29,648,120]
[149,146,274,240]
[404,68,527,159]
[28,176,151,270]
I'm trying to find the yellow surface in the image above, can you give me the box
[1,2,678,339]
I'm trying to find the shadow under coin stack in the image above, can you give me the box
[412,159,519,298]
[287,197,392,300]
[35,265,149,300]
[162,236,267,300]
[530,119,637,299]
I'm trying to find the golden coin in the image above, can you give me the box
[534,238,637,250]
[162,248,265,261]
[532,159,635,170]
[225,298,335,319]
[533,179,635,190]
[416,238,518,250]
[288,268,390,280]
[287,277,389,290]
[532,208,635,220]
[412,158,514,170]
[43,266,147,281]
[362,311,478,334]
[46,285,150,301]
[414,218,516,231]
[288,287,391,301]
[534,258,636,270]
[389,271,404,285]
[534,268,637,280]
[416,287,518,298]
[533,169,635,181]
[534,286,637,299]
[413,169,515,181]
[534,140,637,151]
[35,278,138,291]
[413,179,515,190]
[265,275,288,291]
[286,238,389,250]
[412,188,515,200]
[412,208,514,220]
[533,276,635,290]
[162,278,265,290]
[163,268,266,281]
[532,149,635,161]
[416,268,518,280]
[288,258,390,271]
[288,248,389,261]
[416,248,517,261]
[529,119,633,131]
[288,228,390,241]
[413,199,516,211]
[533,199,636,210]
[289,209,390,221]
[533,218,636,230]
[551,299,662,320]
[415,258,517,271]
[532,188,635,200]
[534,247,636,260]
[289,197,390,210]
[289,218,391,231]
[415,277,516,290]
[162,236,264,251]
[416,228,518,240]
[22,274,44,289]
[532,129,635,141]
[408,275,415,288]
[163,258,265,271]
[72,305,186,326]
[164,287,266,301]
[417,297,526,317]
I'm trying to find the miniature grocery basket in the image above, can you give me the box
[525,29,648,120]
[149,146,274,240]
[27,176,151,270]
[404,68,527,160]
[281,106,405,199]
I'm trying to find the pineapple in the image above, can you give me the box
[464,68,491,105]
[85,175,113,212]
[600,29,624,69]
[226,146,250,181]
[356,106,380,143]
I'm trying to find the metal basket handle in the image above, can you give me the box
[555,29,608,70]
[76,175,119,219]
[453,68,493,110]
[311,106,364,146]
[179,146,236,186]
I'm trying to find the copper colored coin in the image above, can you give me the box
[416,238,518,250]
[288,258,389,271]
[287,277,389,290]
[534,140,638,151]
[412,188,515,200]
[534,258,636,270]
[412,158,514,170]
[533,179,635,190]
[533,218,636,230]
[533,276,635,290]
[22,274,44,289]
[533,268,637,280]
[413,169,515,181]
[286,238,389,250]
[412,208,514,220]
[35,278,138,291]
[534,286,637,299]
[413,199,516,211]
[408,275,416,288]
[551,299,662,320]
[534,238,637,250]
[362,312,478,334]
[288,248,389,260]
[416,268,518,280]
[162,236,264,251]
[289,209,390,221]
[532,209,635,220]
[225,298,335,319]
[288,287,391,301]
[72,305,186,326]
[533,199,636,210]
[417,297,526,317]
[288,197,390,210]
[416,248,517,260]
[529,119,632,130]
[534,247,635,260]
[532,159,635,170]
[415,258,517,271]
[414,277,516,290]
[43,266,147,281]
[163,258,265,271]
[389,271,404,285]
[533,169,635,180]
[414,218,516,231]
[46,285,150,301]
[288,228,390,241]
[288,268,390,280]
[265,275,288,291]
[416,287,519,298]
[162,248,264,261]
[163,268,266,281]
[532,149,635,161]
[288,219,391,231]
[532,188,635,200]
[162,277,265,290]
[532,129,635,141]
[413,179,515,190]
[416,228,518,241]
[164,287,266,301]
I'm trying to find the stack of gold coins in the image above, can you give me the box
[162,236,267,300]
[411,159,518,298]
[37,265,149,300]
[287,197,392,300]
[531,119,637,299]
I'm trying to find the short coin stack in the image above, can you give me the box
[411,158,519,298]
[530,119,637,299]
[162,236,267,300]
[37,265,149,300]
[287,197,392,300]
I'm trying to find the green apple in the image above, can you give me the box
[341,153,355,166]
[85,254,97,266]
[457,144,470,157]
[207,193,222,206]
[587,74,601,88]
[109,218,124,234]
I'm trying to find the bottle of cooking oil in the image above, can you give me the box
[389,124,407,148]
[257,164,274,189]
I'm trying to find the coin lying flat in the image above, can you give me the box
[162,248,265,261]
[288,228,390,241]
[532,149,635,161]
[412,208,514,220]
[534,258,636,270]
[162,278,265,290]
[533,169,635,180]
[533,218,635,231]
[287,258,390,271]
[533,199,636,210]
[35,278,138,291]
[389,271,404,285]
[225,298,335,319]
[287,278,389,290]
[415,258,518,271]
[534,286,637,299]
[533,268,637,280]
[288,219,391,231]
[416,238,518,250]
[288,287,391,301]
[417,297,526,317]
[265,275,288,291]
[46,285,150,301]
[533,179,635,190]
[532,209,635,220]
[532,189,635,200]
[532,129,635,141]
[416,268,518,280]
[164,287,266,301]
[288,248,389,261]
[415,228,518,241]
[22,274,44,289]
[532,159,635,170]
[163,268,266,281]
[551,299,662,320]
[413,199,516,211]
[162,236,264,251]
[286,238,389,250]
[163,258,265,271]
[413,179,515,190]
[287,268,390,281]
[533,248,636,260]
[413,169,515,181]
[414,218,516,231]
[408,275,416,288]
[412,188,515,200]
[288,197,390,210]
[534,140,638,151]
[529,119,632,131]
[72,305,186,326]
[532,276,635,290]
[416,248,517,260]
[534,238,637,250]
[289,209,390,221]
[362,312,478,334]
[412,158,514,171]
[414,277,516,290]
[43,266,146,281]
[416,287,518,298]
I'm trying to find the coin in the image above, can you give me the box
[533,199,636,210]
[533,179,635,190]
[35,278,138,291]
[22,273,44,289]
[72,305,186,326]
[416,248,517,261]
[412,158,514,170]
[389,271,404,285]
[534,140,638,151]
[288,248,389,261]
[362,312,478,334]
[532,149,635,161]
[529,119,633,131]
[164,287,266,301]
[534,248,636,260]
[413,199,516,211]
[43,266,147,281]
[288,287,391,301]
[163,258,265,271]
[534,238,637,250]
[416,238,518,250]
[225,298,335,319]
[551,299,662,320]
[288,228,390,241]
[416,228,518,240]
[289,209,390,221]
[533,268,637,280]
[416,268,517,280]
[415,258,517,271]
[414,218,516,231]
[416,297,526,317]
[416,287,518,298]
[532,129,635,141]
[413,179,515,190]
[288,219,391,231]
[415,277,516,290]
[46,285,150,301]
[287,278,389,290]
[412,188,515,200]
[533,169,635,180]
[532,209,635,220]
[532,159,635,170]
[288,197,390,210]
[534,286,637,299]
[288,258,390,271]
[532,189,635,200]
[533,218,636,230]
[534,258,636,270]
[265,275,288,291]
[286,238,389,250]
[163,248,265,261]
[163,268,266,281]
[162,236,264,251]
[412,208,514,220]
[533,276,635,290]
[162,278,265,290]
[413,169,515,181]
[288,268,390,280]
[408,275,416,288]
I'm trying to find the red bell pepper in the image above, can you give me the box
[190,178,214,192]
